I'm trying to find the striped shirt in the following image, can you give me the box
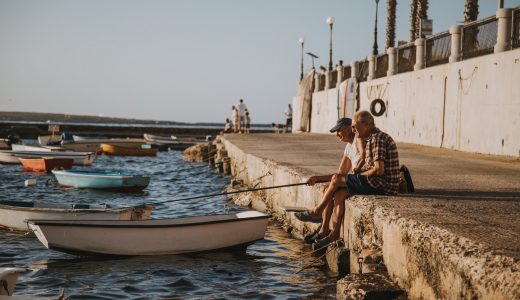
[362,128,400,195]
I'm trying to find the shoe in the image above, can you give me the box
[303,231,323,244]
[311,236,332,251]
[294,211,322,223]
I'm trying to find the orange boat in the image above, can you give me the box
[100,144,158,157]
[19,158,74,172]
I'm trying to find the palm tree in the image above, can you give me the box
[386,0,397,49]
[410,0,429,41]
[409,0,418,41]
[464,0,479,23]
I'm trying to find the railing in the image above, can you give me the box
[397,43,415,73]
[342,66,351,81]
[462,16,497,59]
[318,73,326,91]
[374,54,388,79]
[513,8,520,49]
[425,31,451,67]
[357,60,369,82]
[331,70,338,88]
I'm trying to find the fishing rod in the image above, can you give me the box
[155,182,309,205]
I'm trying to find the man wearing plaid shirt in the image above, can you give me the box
[306,110,400,249]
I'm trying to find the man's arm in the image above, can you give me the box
[360,160,385,176]
[337,155,352,174]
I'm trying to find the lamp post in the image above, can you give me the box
[299,37,305,81]
[372,0,380,56]
[326,17,335,70]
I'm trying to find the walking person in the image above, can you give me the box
[237,99,248,133]
[245,111,251,134]
[232,105,239,133]
[284,104,293,133]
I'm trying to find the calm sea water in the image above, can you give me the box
[0,150,335,299]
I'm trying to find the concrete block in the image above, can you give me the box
[326,246,350,277]
[337,272,406,300]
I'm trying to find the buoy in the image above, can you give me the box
[24,179,37,187]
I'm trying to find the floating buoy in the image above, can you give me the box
[24,179,37,187]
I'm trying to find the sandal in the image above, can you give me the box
[312,236,333,251]
[303,231,323,244]
[294,211,322,223]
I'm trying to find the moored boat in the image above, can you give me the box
[144,133,178,146]
[62,136,145,152]
[0,150,20,164]
[19,158,73,172]
[0,268,26,296]
[11,144,64,152]
[100,143,158,156]
[29,210,269,256]
[13,150,95,166]
[0,200,154,232]
[52,169,151,191]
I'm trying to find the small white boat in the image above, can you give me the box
[12,150,95,166]
[29,211,269,256]
[0,200,154,232]
[0,268,25,296]
[11,144,64,152]
[144,134,178,146]
[62,137,145,152]
[52,170,151,191]
[0,150,20,164]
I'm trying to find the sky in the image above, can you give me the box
[1,0,519,123]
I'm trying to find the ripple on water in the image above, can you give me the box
[0,151,335,299]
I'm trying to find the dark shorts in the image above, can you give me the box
[345,174,385,196]
[246,124,250,129]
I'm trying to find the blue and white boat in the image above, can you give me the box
[52,170,151,191]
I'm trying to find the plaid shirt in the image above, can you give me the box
[362,128,400,195]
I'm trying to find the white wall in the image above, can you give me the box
[304,48,520,156]
[309,88,341,133]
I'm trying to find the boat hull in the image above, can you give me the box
[13,150,95,166]
[101,144,158,156]
[29,211,269,256]
[0,150,20,164]
[0,201,153,232]
[0,268,26,296]
[19,158,73,172]
[52,170,151,191]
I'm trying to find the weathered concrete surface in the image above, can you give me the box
[220,133,520,299]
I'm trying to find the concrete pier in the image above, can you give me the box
[220,133,520,299]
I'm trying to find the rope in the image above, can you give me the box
[293,241,337,274]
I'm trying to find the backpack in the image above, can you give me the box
[398,165,415,193]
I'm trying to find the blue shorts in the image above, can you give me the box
[345,174,385,195]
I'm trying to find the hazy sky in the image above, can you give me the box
[1,0,518,123]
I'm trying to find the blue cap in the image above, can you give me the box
[329,118,352,132]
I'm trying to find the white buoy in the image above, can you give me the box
[24,179,36,187]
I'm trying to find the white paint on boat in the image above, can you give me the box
[0,268,25,296]
[29,211,269,256]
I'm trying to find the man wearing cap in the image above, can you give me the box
[298,111,400,250]
[295,117,361,246]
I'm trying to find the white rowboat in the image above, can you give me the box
[0,268,25,296]
[0,200,154,232]
[12,150,95,166]
[29,211,269,256]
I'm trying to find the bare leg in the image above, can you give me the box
[318,198,333,236]
[329,189,349,240]
[310,174,346,216]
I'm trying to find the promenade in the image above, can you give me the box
[220,133,520,298]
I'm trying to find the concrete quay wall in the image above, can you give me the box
[220,135,520,299]
[301,48,520,157]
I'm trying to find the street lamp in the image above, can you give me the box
[299,37,305,81]
[372,0,380,56]
[326,17,335,70]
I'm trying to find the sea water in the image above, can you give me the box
[0,151,335,299]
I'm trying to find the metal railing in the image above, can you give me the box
[374,54,388,79]
[357,60,369,82]
[331,70,338,88]
[397,43,415,73]
[513,8,520,49]
[342,66,351,81]
[462,16,497,59]
[425,30,451,67]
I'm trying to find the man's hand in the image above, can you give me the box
[306,176,318,186]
